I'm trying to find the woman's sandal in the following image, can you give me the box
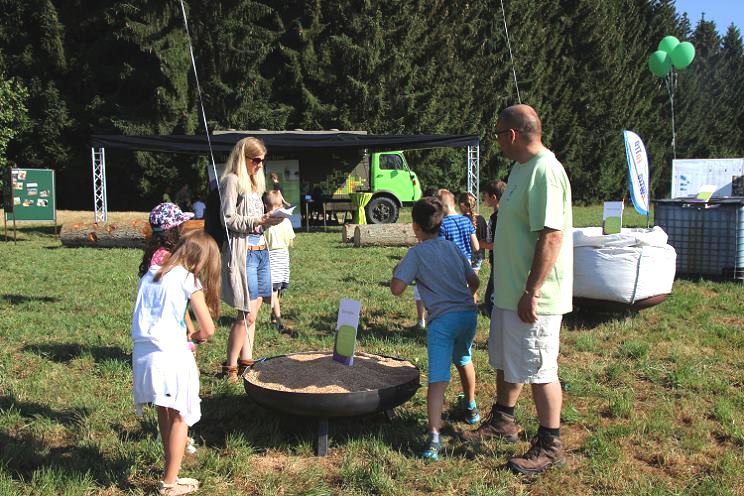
[158,477,200,495]
[221,362,239,384]
[237,359,255,376]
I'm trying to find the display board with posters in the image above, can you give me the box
[671,158,744,198]
[3,168,56,222]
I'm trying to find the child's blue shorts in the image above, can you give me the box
[426,310,477,383]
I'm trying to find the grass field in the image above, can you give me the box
[0,206,742,495]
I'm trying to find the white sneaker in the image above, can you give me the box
[159,477,200,495]
[186,437,197,455]
[417,320,426,330]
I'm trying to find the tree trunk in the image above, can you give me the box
[60,220,204,248]
[342,224,357,243]
[353,223,417,247]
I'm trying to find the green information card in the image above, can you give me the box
[602,201,623,235]
[333,299,361,366]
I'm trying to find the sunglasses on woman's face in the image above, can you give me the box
[247,157,265,165]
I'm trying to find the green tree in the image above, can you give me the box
[0,74,29,199]
[709,25,744,156]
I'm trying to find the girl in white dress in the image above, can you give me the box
[131,231,221,495]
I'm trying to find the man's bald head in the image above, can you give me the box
[498,104,542,141]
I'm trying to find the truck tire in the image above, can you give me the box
[366,196,399,224]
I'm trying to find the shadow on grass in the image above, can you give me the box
[306,311,341,337]
[563,308,636,330]
[11,225,60,236]
[305,307,426,345]
[0,395,90,425]
[0,293,60,304]
[22,343,129,364]
[195,393,423,456]
[0,395,133,489]
[361,308,427,345]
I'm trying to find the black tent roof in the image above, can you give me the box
[90,132,480,154]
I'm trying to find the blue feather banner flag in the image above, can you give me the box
[623,130,650,216]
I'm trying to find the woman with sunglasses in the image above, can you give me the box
[219,137,284,383]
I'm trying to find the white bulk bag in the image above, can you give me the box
[573,227,676,303]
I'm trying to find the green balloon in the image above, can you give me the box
[658,35,680,54]
[648,50,672,77]
[670,41,695,70]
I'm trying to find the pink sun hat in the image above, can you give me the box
[149,202,194,232]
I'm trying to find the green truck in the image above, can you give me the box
[267,149,423,224]
[364,151,423,223]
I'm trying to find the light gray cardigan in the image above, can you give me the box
[219,173,264,312]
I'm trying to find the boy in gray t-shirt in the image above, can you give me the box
[391,197,480,461]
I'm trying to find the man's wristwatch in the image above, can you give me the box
[523,288,539,298]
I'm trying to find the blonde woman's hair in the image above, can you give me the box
[458,191,478,229]
[156,230,222,318]
[222,137,267,195]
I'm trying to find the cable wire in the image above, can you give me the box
[499,0,521,103]
[178,0,232,253]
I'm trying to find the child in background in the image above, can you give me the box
[132,231,221,495]
[480,180,507,316]
[139,202,194,277]
[391,197,481,461]
[263,190,296,335]
[191,197,206,219]
[414,284,427,330]
[458,192,488,302]
[436,189,479,262]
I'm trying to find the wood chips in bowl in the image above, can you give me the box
[245,351,419,394]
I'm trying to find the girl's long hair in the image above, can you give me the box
[138,228,180,277]
[458,191,478,229]
[222,137,266,195]
[156,230,222,318]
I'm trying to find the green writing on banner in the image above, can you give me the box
[4,168,56,222]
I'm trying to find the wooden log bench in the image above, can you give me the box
[60,219,204,248]
[353,223,417,247]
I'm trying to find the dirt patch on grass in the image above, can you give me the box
[252,451,336,471]
[712,314,744,328]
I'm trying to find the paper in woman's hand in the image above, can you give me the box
[270,205,295,218]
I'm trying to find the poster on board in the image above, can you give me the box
[4,168,56,222]
[671,158,744,198]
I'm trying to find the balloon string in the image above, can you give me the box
[499,0,521,104]
[664,71,677,160]
[178,0,232,254]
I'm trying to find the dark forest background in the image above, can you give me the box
[1,0,742,210]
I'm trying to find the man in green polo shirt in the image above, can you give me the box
[462,104,572,475]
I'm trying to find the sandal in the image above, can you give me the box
[237,359,254,376]
[221,362,239,384]
[158,477,200,495]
